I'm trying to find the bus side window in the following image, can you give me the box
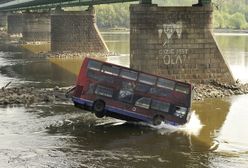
[138,73,157,85]
[117,81,135,103]
[87,60,102,71]
[174,106,187,118]
[102,65,120,76]
[87,70,99,80]
[135,83,151,93]
[120,69,138,81]
[151,100,170,113]
[157,78,175,90]
[122,81,135,91]
[175,84,190,94]
[87,83,95,94]
[135,97,151,109]
[95,85,113,98]
[87,70,113,83]
[118,89,134,103]
[149,87,170,96]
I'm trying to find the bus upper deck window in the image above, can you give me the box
[120,69,138,81]
[87,60,102,71]
[138,73,157,85]
[102,65,120,76]
[175,84,190,94]
[157,78,175,90]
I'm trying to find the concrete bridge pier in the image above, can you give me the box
[7,13,23,35]
[130,4,234,84]
[51,7,108,52]
[0,12,8,29]
[22,12,51,42]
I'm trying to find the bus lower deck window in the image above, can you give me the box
[135,97,151,109]
[151,100,170,113]
[174,106,187,118]
[118,89,133,103]
[95,85,113,98]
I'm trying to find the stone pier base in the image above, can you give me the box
[7,14,23,35]
[130,4,234,84]
[51,8,108,52]
[0,12,8,28]
[22,12,50,42]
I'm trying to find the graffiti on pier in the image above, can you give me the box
[158,21,183,46]
[158,21,188,65]
[159,49,188,65]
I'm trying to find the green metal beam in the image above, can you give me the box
[0,0,138,11]
[201,0,211,4]
[0,0,212,11]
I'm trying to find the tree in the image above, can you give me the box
[228,13,248,29]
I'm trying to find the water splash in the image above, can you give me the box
[151,111,203,136]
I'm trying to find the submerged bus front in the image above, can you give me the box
[72,58,193,126]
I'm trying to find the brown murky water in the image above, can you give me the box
[0,32,248,167]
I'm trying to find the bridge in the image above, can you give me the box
[0,0,138,11]
[0,0,234,84]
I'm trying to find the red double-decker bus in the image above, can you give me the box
[72,58,193,126]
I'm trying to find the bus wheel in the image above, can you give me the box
[93,100,105,118]
[152,115,164,126]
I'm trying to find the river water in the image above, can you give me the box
[0,32,248,168]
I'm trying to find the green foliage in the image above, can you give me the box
[213,0,248,29]
[95,3,130,29]
[95,0,248,30]
[228,13,248,29]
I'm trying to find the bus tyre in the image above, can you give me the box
[153,115,163,126]
[93,100,105,118]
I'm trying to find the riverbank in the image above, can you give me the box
[0,85,72,105]
[193,80,248,101]
[214,29,248,34]
[1,80,248,105]
[44,51,111,59]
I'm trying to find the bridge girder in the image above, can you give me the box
[0,0,138,11]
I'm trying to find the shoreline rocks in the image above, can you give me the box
[193,80,248,101]
[44,51,113,59]
[1,81,248,106]
[0,86,73,106]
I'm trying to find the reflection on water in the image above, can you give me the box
[215,95,248,152]
[192,98,231,151]
[21,43,50,53]
[215,34,248,83]
[102,31,129,55]
[49,58,83,76]
[0,32,248,167]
